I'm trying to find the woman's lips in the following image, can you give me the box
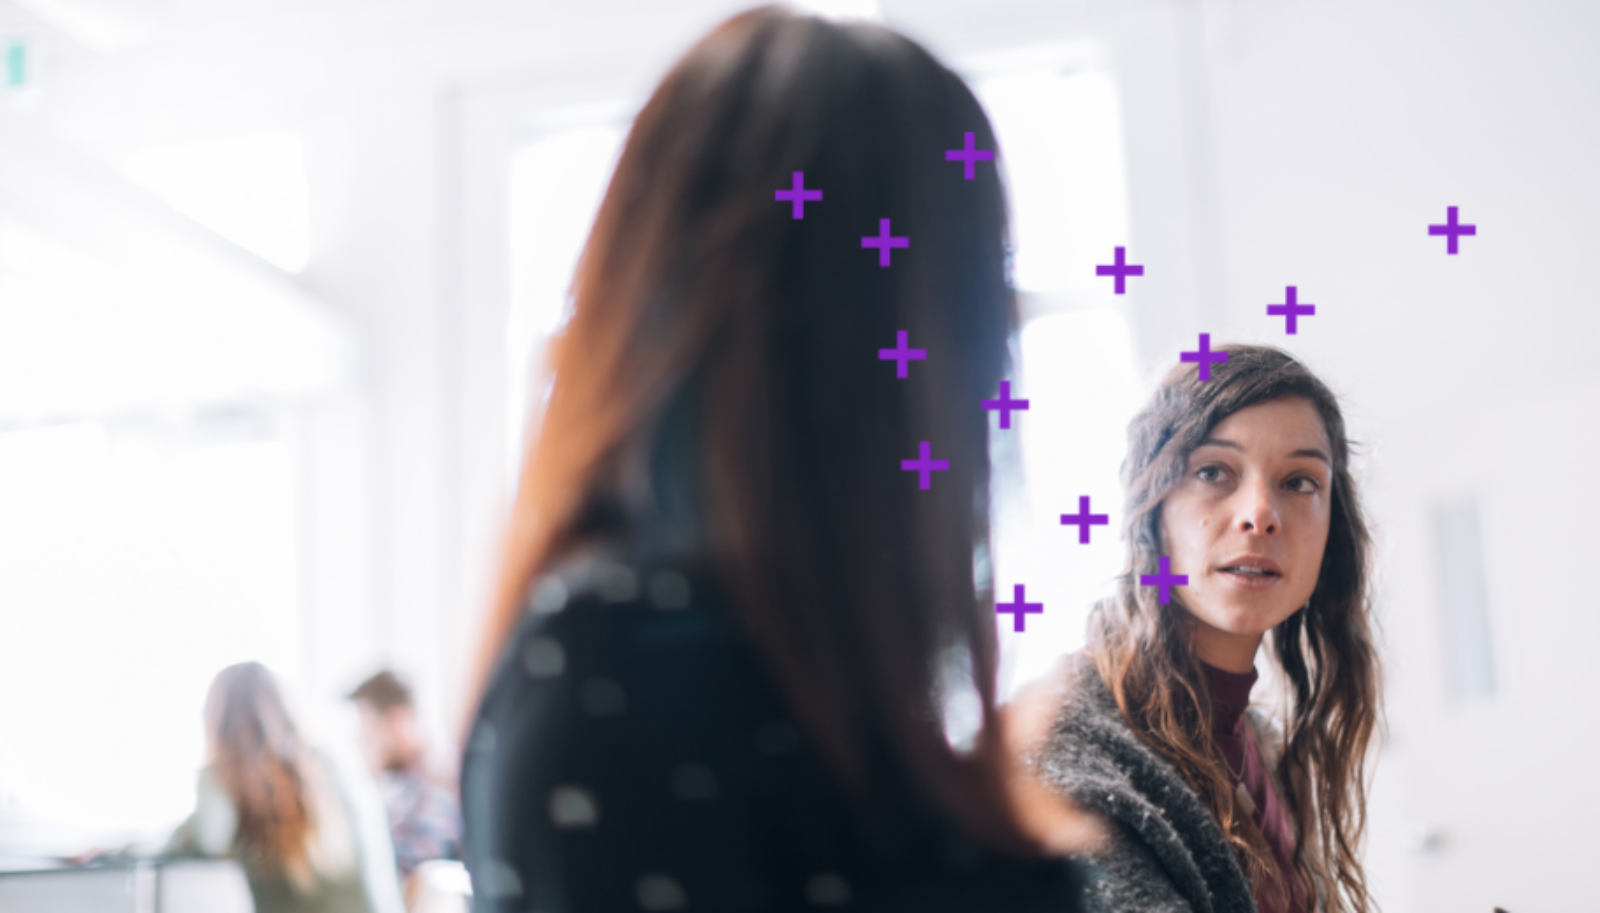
[1217,568,1282,590]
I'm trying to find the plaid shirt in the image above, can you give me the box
[379,765,462,880]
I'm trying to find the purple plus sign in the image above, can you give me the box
[1267,285,1316,335]
[900,441,949,490]
[981,380,1029,429]
[1139,555,1188,605]
[1095,246,1145,295]
[995,583,1044,633]
[1059,496,1109,544]
[878,330,927,379]
[944,131,995,181]
[861,218,909,267]
[1179,333,1229,382]
[774,171,822,219]
[1428,205,1476,255]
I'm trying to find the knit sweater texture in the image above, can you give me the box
[1025,655,1262,913]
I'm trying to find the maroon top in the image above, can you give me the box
[1200,662,1310,913]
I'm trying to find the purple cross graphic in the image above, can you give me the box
[1139,555,1188,605]
[774,171,822,219]
[1180,333,1229,382]
[1428,206,1476,255]
[861,218,909,267]
[1096,246,1145,295]
[981,380,1029,429]
[900,441,949,490]
[878,330,927,379]
[944,131,995,180]
[1267,285,1316,335]
[995,584,1044,633]
[1059,496,1109,545]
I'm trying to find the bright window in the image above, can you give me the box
[973,69,1131,297]
[991,310,1141,701]
[506,125,627,473]
[974,67,1141,700]
[0,419,301,846]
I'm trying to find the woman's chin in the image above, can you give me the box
[1188,591,1303,638]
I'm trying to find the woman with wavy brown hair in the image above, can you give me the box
[167,662,402,913]
[459,5,1096,912]
[1013,345,1381,913]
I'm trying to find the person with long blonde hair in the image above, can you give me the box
[168,662,402,913]
[1017,345,1381,913]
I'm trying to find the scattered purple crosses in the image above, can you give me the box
[1139,555,1188,605]
[1180,333,1229,382]
[1059,496,1109,544]
[878,330,927,379]
[945,131,995,180]
[900,441,949,490]
[774,171,822,219]
[1429,205,1476,255]
[982,380,1029,429]
[1096,246,1145,295]
[996,583,1044,632]
[861,218,909,267]
[1267,285,1316,335]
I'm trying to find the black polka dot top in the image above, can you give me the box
[461,545,1087,912]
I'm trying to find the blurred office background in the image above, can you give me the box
[0,0,1592,910]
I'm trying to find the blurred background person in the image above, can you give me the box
[167,661,406,913]
[460,6,1099,912]
[347,670,462,902]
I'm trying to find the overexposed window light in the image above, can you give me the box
[506,124,626,471]
[0,421,301,839]
[125,134,311,273]
[974,70,1130,296]
[992,309,1141,701]
[0,217,345,420]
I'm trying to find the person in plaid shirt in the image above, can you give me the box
[349,670,463,898]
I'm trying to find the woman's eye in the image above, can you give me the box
[1196,466,1225,483]
[1286,476,1321,493]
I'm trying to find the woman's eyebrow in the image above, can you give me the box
[1196,437,1332,466]
[1290,448,1333,466]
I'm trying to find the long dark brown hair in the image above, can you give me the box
[1088,345,1381,912]
[204,662,317,888]
[472,4,1077,856]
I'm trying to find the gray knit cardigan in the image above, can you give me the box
[1025,655,1271,913]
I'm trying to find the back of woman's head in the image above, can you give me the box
[204,662,319,887]
[484,4,1046,854]
[1091,345,1379,913]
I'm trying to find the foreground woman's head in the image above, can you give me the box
[1091,344,1379,913]
[481,4,1079,856]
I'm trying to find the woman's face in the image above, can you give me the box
[1158,396,1334,670]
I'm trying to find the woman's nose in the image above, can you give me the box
[1236,480,1279,535]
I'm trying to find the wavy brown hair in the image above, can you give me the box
[470,4,1084,857]
[203,662,317,890]
[1088,345,1381,913]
